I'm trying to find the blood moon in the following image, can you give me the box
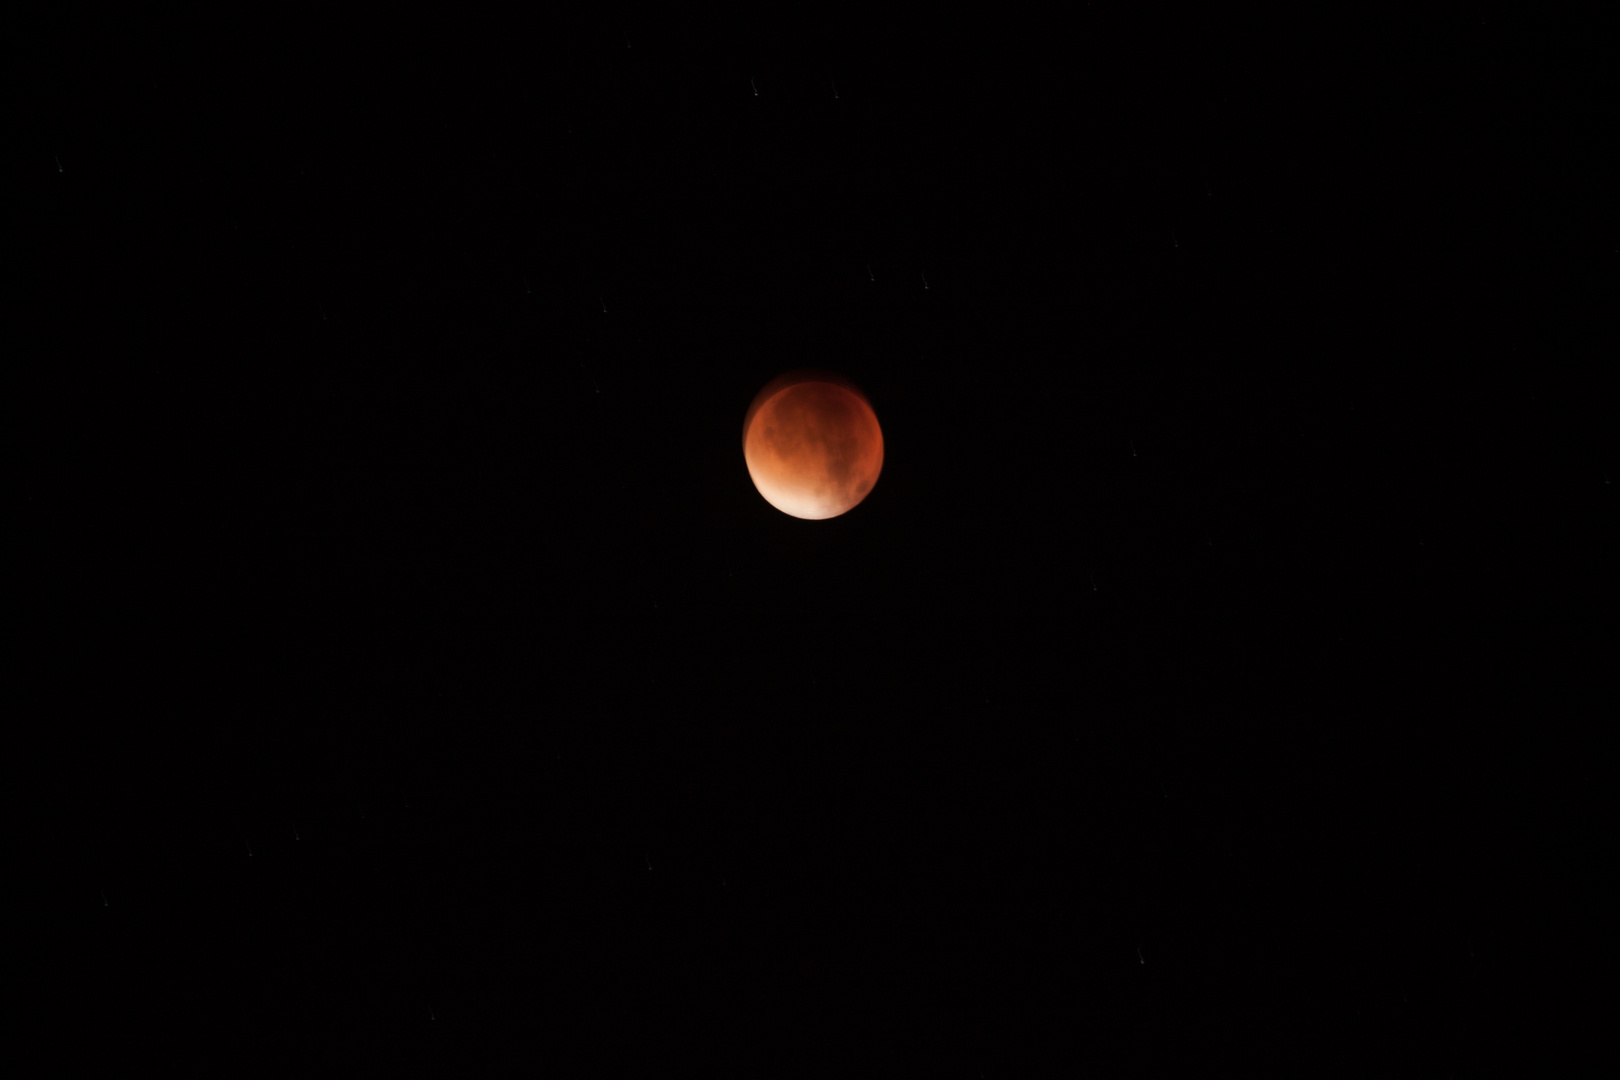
[742,370,884,520]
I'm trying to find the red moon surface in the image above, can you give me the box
[742,370,884,520]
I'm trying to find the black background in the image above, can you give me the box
[23,7,1615,1076]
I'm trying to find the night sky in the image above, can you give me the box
[25,9,1614,1076]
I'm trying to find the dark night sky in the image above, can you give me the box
[22,8,1615,1076]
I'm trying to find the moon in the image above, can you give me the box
[742,370,884,520]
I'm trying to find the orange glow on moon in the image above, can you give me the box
[742,370,884,520]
